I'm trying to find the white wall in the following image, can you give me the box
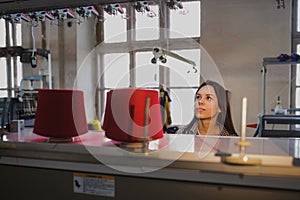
[75,18,99,122]
[201,0,291,136]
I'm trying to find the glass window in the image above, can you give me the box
[104,53,129,88]
[0,20,5,97]
[171,88,196,125]
[298,1,300,32]
[297,44,300,86]
[169,49,200,87]
[297,88,300,108]
[16,23,22,46]
[296,44,300,121]
[0,21,22,98]
[136,5,159,41]
[100,1,201,126]
[0,19,23,97]
[104,8,127,43]
[136,52,159,87]
[0,58,7,97]
[15,57,23,87]
[0,19,5,46]
[296,88,300,128]
[170,1,200,38]
[297,66,300,86]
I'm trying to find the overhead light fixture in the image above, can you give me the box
[75,6,99,18]
[2,13,31,23]
[28,11,54,22]
[50,8,75,20]
[134,1,151,13]
[133,1,156,17]
[103,3,124,16]
[166,0,183,10]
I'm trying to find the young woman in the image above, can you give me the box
[178,80,238,136]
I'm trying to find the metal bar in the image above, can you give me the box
[11,23,18,92]
[5,21,12,98]
[142,97,150,153]
[48,53,52,89]
[263,64,267,115]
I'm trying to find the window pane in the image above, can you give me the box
[136,52,159,87]
[0,21,22,97]
[170,88,195,125]
[297,44,300,86]
[170,1,200,38]
[104,8,127,43]
[296,88,300,128]
[0,22,21,46]
[0,20,6,97]
[16,23,22,46]
[0,58,7,97]
[297,88,300,109]
[298,1,300,32]
[0,19,5,46]
[297,66,300,86]
[136,5,159,41]
[168,49,200,87]
[14,57,23,88]
[104,53,129,88]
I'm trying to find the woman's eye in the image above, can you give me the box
[207,96,213,101]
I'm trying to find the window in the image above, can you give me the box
[0,19,7,97]
[104,8,127,43]
[136,5,159,41]
[136,52,159,87]
[296,44,300,122]
[298,1,300,32]
[0,20,22,98]
[295,2,300,113]
[99,1,201,125]
[170,1,201,38]
[104,53,130,88]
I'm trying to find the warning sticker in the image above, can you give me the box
[73,173,115,197]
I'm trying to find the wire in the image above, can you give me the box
[31,25,36,58]
[30,24,37,68]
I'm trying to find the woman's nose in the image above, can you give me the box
[198,98,205,104]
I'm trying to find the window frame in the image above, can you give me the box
[0,20,22,98]
[97,1,201,125]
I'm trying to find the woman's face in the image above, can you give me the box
[194,85,221,120]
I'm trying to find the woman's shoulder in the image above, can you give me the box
[220,127,238,136]
[176,123,197,135]
[176,126,186,134]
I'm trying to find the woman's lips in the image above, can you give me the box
[196,108,205,112]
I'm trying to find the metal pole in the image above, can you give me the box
[48,53,52,89]
[263,64,267,115]
[5,21,12,98]
[142,97,150,153]
[12,23,18,93]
